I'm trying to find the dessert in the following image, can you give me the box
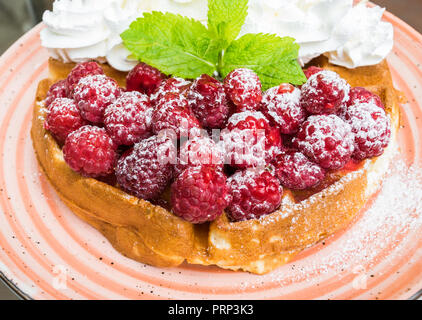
[31,0,401,274]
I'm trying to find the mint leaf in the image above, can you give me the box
[221,33,307,90]
[121,12,219,79]
[208,0,248,49]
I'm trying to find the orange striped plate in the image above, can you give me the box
[0,11,421,300]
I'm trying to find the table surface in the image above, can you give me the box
[0,0,420,300]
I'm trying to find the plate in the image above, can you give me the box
[0,11,421,300]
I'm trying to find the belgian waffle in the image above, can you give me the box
[31,56,401,274]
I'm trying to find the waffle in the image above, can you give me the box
[31,57,401,274]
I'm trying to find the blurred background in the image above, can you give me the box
[0,0,421,300]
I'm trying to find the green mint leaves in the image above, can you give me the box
[121,12,219,79]
[121,0,306,90]
[208,0,249,50]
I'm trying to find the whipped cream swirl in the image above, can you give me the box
[41,0,394,71]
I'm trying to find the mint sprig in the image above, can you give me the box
[121,0,307,89]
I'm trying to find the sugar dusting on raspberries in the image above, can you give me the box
[188,74,230,129]
[343,102,391,160]
[66,62,104,96]
[126,62,167,95]
[171,166,230,224]
[221,111,283,169]
[293,114,355,170]
[152,93,201,138]
[175,135,224,178]
[224,68,262,112]
[261,83,306,134]
[44,98,88,144]
[347,87,384,109]
[104,91,153,146]
[301,70,350,115]
[45,80,68,107]
[227,167,283,222]
[63,125,117,178]
[116,135,176,200]
[273,150,325,190]
[150,77,191,106]
[73,75,121,123]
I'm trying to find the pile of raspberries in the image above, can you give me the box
[44,62,391,224]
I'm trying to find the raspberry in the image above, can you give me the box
[224,68,262,112]
[188,74,230,129]
[116,135,176,200]
[44,98,88,144]
[73,75,121,123]
[304,66,323,79]
[152,93,201,138]
[273,150,325,190]
[45,80,68,107]
[347,87,384,109]
[63,125,117,177]
[301,70,350,115]
[150,77,191,106]
[171,166,230,224]
[292,115,355,170]
[227,167,283,221]
[126,62,166,95]
[66,62,104,96]
[338,87,385,118]
[221,111,283,169]
[104,91,153,146]
[343,102,391,160]
[175,135,224,178]
[261,83,306,134]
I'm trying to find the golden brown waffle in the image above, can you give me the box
[31,57,401,274]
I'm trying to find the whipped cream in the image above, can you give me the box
[41,0,394,71]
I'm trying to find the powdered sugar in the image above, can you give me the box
[344,102,391,160]
[261,85,305,134]
[227,111,267,128]
[301,70,351,115]
[224,68,262,111]
[293,114,355,170]
[104,91,153,145]
[73,74,121,123]
[265,157,422,284]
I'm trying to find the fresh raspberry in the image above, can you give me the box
[126,62,167,95]
[347,87,384,109]
[304,66,323,79]
[261,83,306,134]
[343,102,391,160]
[116,135,176,200]
[171,166,230,224]
[221,111,283,169]
[73,74,121,123]
[338,87,385,118]
[188,74,230,129]
[63,125,118,177]
[152,93,201,138]
[45,80,68,107]
[273,150,325,190]
[227,167,283,221]
[292,115,355,170]
[44,98,88,144]
[66,62,104,96]
[150,77,191,106]
[104,91,153,146]
[224,68,262,112]
[175,135,224,178]
[301,70,350,115]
